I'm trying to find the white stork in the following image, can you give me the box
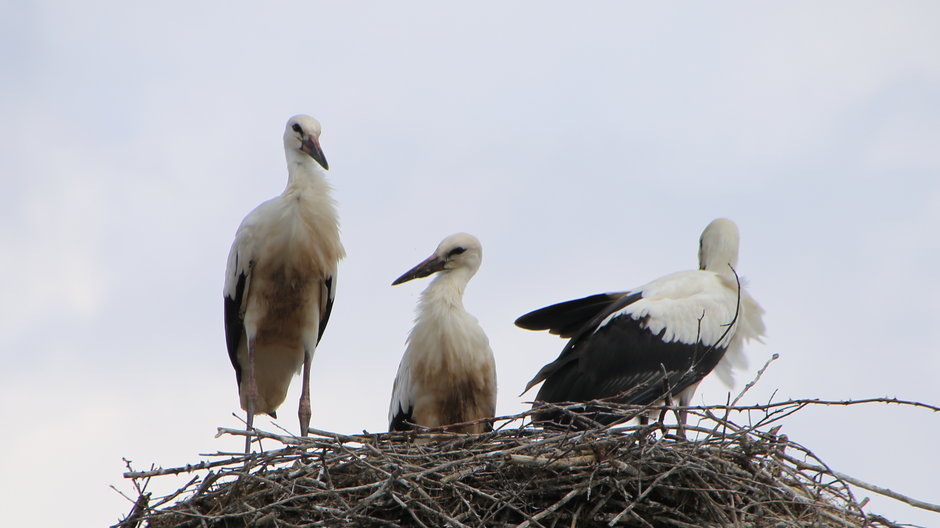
[388,233,497,434]
[223,115,344,444]
[516,218,765,427]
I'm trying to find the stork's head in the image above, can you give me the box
[698,218,740,274]
[284,114,328,170]
[393,233,483,285]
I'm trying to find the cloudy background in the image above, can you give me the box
[1,2,938,526]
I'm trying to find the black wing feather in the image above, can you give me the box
[533,311,726,426]
[389,403,415,432]
[522,290,728,427]
[523,292,643,392]
[515,292,629,338]
[317,275,335,345]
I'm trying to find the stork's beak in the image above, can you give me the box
[392,254,446,285]
[300,136,329,170]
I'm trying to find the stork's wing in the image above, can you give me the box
[388,359,415,432]
[515,292,630,338]
[223,215,257,387]
[534,309,727,412]
[317,273,336,345]
[522,292,642,393]
[528,272,741,417]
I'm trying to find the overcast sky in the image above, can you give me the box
[1,2,939,526]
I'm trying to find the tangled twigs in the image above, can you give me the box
[113,398,939,528]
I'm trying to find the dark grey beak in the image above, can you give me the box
[301,137,329,170]
[392,254,446,285]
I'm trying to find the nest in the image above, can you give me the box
[114,396,940,528]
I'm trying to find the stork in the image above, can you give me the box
[388,233,497,434]
[516,218,765,428]
[223,115,344,447]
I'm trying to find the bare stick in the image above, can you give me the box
[731,353,779,406]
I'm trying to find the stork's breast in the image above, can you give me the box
[252,261,321,345]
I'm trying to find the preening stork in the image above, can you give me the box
[516,218,765,428]
[223,115,344,445]
[388,233,497,434]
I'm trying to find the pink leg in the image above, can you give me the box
[298,350,312,437]
[244,337,258,453]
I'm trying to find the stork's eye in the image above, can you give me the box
[292,123,302,133]
[448,247,466,257]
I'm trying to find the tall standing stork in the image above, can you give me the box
[516,218,765,428]
[224,115,344,446]
[388,233,497,434]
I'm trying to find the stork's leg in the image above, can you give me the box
[676,395,689,440]
[658,394,672,427]
[244,336,258,453]
[650,396,669,437]
[298,349,312,437]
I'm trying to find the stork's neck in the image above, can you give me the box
[284,149,327,191]
[701,249,739,277]
[418,270,473,316]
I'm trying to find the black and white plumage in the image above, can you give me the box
[388,233,497,434]
[223,115,344,444]
[517,218,765,427]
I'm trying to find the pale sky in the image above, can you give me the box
[1,2,939,526]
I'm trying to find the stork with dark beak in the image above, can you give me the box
[224,115,344,449]
[388,233,497,434]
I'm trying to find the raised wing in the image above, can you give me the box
[522,292,642,393]
[534,309,727,413]
[527,271,742,424]
[515,292,630,338]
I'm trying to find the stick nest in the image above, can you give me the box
[116,400,934,528]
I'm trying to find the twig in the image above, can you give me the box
[731,353,779,406]
[778,452,940,514]
[518,487,583,528]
